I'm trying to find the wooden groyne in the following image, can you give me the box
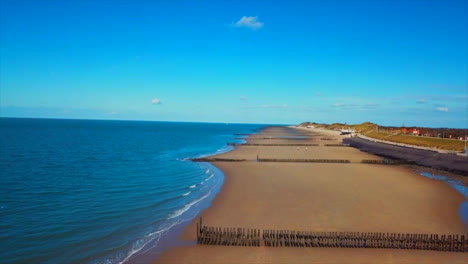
[227,143,320,146]
[191,157,408,165]
[258,158,351,163]
[263,230,468,251]
[196,219,468,252]
[197,226,261,246]
[361,159,412,165]
[259,137,308,140]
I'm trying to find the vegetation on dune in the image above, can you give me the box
[298,122,466,152]
[375,134,465,151]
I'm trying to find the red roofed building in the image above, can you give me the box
[412,129,420,135]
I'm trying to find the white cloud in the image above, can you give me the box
[151,98,162,104]
[262,104,287,109]
[232,16,264,29]
[416,99,426,104]
[436,107,448,112]
[331,103,357,109]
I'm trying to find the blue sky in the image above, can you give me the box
[1,0,467,127]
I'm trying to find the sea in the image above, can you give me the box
[0,118,268,264]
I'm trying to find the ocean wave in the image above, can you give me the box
[167,191,211,220]
[205,173,215,182]
[115,219,182,264]
[187,145,235,160]
[96,162,224,264]
[116,170,221,264]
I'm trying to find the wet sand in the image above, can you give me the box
[153,127,467,263]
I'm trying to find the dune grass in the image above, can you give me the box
[363,130,465,151]
[368,133,465,151]
[305,122,466,152]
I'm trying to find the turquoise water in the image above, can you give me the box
[0,118,266,264]
[419,172,467,199]
[420,172,468,228]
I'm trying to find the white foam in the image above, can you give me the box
[167,191,211,220]
[204,173,215,182]
[115,220,180,264]
[181,191,191,197]
[189,184,196,189]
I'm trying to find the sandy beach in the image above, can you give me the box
[153,126,467,263]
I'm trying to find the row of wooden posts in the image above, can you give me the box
[196,219,468,252]
[362,159,411,165]
[257,158,408,165]
[191,158,408,165]
[227,143,352,147]
[257,158,351,163]
[227,143,321,146]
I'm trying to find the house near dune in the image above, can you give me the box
[411,129,420,136]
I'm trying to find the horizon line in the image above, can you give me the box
[1,116,467,129]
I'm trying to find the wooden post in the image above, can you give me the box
[199,217,203,235]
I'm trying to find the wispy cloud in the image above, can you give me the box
[151,98,162,104]
[436,107,449,112]
[240,96,247,101]
[232,16,264,29]
[416,99,426,104]
[331,103,359,110]
[262,104,287,109]
[396,94,467,103]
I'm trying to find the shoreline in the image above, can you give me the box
[126,127,269,263]
[153,126,467,263]
[126,163,225,264]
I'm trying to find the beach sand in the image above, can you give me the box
[153,127,467,263]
